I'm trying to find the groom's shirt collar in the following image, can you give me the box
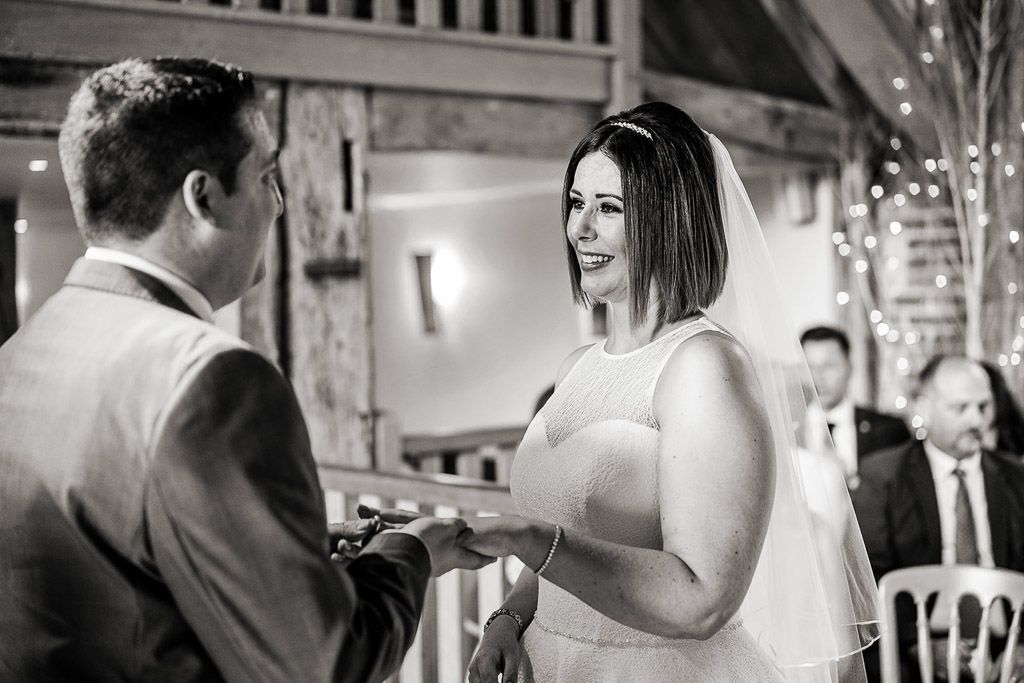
[84,247,214,323]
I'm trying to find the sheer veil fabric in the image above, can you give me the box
[704,133,880,681]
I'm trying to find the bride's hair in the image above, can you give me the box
[561,101,727,328]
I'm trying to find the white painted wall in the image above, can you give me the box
[746,172,837,332]
[368,152,580,434]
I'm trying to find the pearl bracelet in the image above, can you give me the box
[484,608,524,638]
[535,524,562,575]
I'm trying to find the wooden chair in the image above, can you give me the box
[878,565,1024,683]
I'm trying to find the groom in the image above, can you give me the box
[0,57,492,682]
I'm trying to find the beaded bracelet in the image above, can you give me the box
[484,608,524,638]
[535,524,562,575]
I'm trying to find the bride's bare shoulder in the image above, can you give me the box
[654,330,760,410]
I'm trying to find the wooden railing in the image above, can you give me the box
[402,424,526,484]
[319,465,519,683]
[155,0,609,44]
[2,0,620,106]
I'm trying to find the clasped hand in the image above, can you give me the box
[332,506,533,576]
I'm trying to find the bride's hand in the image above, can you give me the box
[461,516,555,572]
[467,615,521,683]
[460,516,533,558]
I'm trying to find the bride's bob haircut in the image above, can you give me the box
[562,102,727,328]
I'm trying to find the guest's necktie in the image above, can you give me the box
[954,467,980,564]
[954,466,982,639]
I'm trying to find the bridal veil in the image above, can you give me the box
[704,132,881,681]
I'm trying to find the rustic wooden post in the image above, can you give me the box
[838,124,879,406]
[607,0,641,112]
[278,83,374,468]
[572,0,595,43]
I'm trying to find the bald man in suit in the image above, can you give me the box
[853,356,1024,681]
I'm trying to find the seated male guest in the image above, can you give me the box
[0,57,492,682]
[801,326,911,486]
[853,356,1024,681]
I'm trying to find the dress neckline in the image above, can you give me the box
[599,315,708,360]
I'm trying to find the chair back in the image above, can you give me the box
[878,565,1024,683]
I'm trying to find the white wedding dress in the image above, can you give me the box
[509,317,783,682]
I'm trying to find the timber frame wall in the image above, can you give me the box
[0,0,843,468]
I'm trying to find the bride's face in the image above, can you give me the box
[566,152,628,304]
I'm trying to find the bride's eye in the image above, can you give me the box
[570,198,585,211]
[599,202,622,214]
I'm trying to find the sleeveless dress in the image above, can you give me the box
[509,317,783,682]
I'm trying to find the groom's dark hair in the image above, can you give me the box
[59,57,257,243]
[561,101,726,328]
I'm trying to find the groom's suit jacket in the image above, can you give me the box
[852,439,1024,681]
[0,259,430,682]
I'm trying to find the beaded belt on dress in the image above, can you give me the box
[532,616,744,649]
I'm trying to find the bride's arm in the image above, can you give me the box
[465,332,775,640]
[487,568,539,631]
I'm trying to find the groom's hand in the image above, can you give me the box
[357,503,422,526]
[402,517,497,576]
[328,517,395,564]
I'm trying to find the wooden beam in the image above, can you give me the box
[280,84,374,468]
[753,0,861,113]
[369,89,601,158]
[793,0,938,154]
[641,69,842,163]
[0,59,93,135]
[0,0,614,104]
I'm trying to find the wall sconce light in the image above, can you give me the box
[414,252,437,334]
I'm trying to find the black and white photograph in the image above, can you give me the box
[1,1,1023,681]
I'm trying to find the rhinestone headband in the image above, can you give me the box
[610,121,652,140]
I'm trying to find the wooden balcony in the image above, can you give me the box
[319,465,518,683]
[0,0,618,103]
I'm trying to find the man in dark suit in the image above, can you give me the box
[801,326,911,485]
[0,57,492,682]
[853,356,1024,681]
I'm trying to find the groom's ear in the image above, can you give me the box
[182,169,214,223]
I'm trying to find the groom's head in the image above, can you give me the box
[59,57,258,244]
[59,57,282,307]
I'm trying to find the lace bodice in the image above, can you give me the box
[514,317,723,548]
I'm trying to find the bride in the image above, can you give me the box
[461,102,879,682]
